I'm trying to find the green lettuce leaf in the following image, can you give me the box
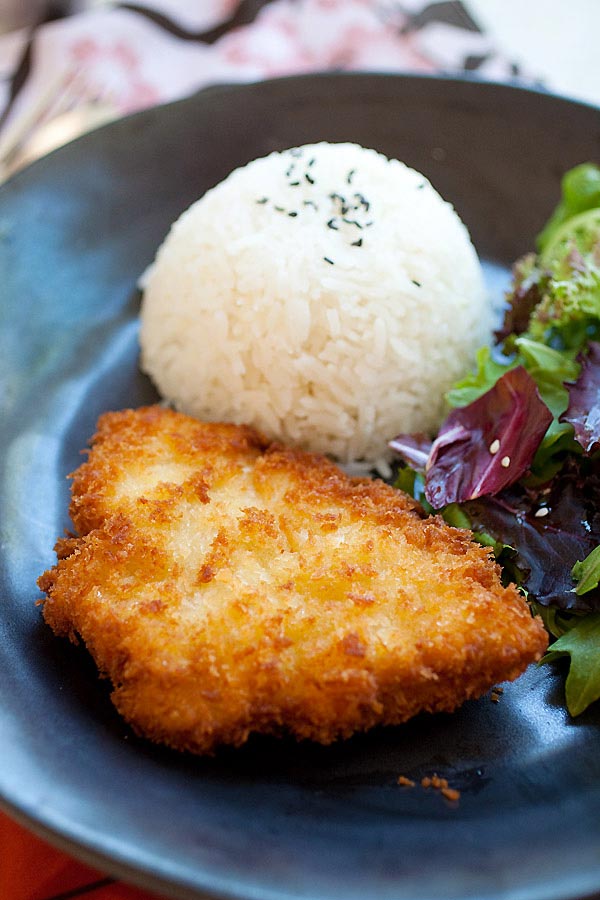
[542,614,600,715]
[441,502,510,557]
[527,419,579,484]
[532,603,576,639]
[393,467,433,513]
[513,337,579,416]
[537,162,600,254]
[446,346,515,408]
[572,545,600,595]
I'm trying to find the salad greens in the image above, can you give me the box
[390,162,600,717]
[425,367,552,508]
[572,545,600,596]
[541,614,600,716]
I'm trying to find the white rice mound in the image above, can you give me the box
[139,142,491,470]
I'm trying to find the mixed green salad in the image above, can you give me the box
[390,163,600,717]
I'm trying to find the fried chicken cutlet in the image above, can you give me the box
[39,406,547,754]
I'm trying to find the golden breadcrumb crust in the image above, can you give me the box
[39,406,548,754]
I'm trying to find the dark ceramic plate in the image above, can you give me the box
[1,73,600,900]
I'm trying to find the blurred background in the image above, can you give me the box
[0,0,598,183]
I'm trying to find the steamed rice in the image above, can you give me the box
[139,142,491,469]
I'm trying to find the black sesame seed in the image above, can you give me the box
[417,182,425,189]
[347,168,356,185]
[285,164,295,177]
[256,197,268,204]
[308,157,316,166]
[274,206,285,212]
[327,218,339,230]
[305,173,315,185]
[303,200,318,209]
[289,180,300,187]
[342,218,362,228]
[351,238,363,247]
[411,279,421,287]
[354,193,370,211]
[288,211,298,217]
[323,256,334,265]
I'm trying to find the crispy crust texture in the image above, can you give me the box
[39,406,548,754]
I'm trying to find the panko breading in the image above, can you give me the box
[39,406,548,754]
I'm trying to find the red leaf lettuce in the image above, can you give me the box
[423,367,553,508]
[561,341,600,453]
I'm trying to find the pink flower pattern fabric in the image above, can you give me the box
[0,0,532,178]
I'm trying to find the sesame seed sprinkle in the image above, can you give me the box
[256,197,268,204]
[535,507,550,518]
[323,256,334,265]
[269,158,372,249]
[411,279,421,287]
[501,456,511,468]
[489,439,500,454]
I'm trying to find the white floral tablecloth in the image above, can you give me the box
[0,0,535,180]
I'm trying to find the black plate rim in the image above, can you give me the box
[2,69,600,200]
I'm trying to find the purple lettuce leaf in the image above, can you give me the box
[495,253,548,342]
[388,432,432,471]
[424,367,553,508]
[464,458,600,612]
[561,341,600,453]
